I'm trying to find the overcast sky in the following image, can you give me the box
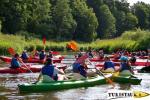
[127,0,150,5]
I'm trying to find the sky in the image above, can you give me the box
[127,0,150,5]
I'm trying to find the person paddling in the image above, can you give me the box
[118,56,134,76]
[47,50,53,59]
[21,50,29,60]
[10,53,21,69]
[129,53,136,65]
[101,56,115,73]
[36,58,67,83]
[72,55,88,80]
[39,50,46,60]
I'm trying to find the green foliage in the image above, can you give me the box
[0,20,1,32]
[71,0,98,42]
[98,4,116,38]
[124,13,138,30]
[0,0,150,42]
[52,0,77,41]
[132,2,150,29]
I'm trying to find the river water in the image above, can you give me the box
[0,60,150,100]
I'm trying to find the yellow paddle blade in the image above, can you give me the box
[113,71,119,77]
[134,91,150,98]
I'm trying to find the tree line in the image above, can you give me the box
[0,0,150,42]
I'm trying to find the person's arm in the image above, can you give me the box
[55,67,65,75]
[33,73,42,84]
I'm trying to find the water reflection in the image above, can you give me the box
[0,62,150,100]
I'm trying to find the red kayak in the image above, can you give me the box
[0,56,62,63]
[89,58,119,62]
[95,62,150,67]
[0,64,67,74]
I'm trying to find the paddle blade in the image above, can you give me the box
[43,37,46,45]
[8,47,15,56]
[68,41,78,51]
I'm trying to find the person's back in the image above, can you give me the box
[41,64,58,81]
[119,56,133,76]
[21,51,29,60]
[36,58,66,83]
[72,61,87,80]
[10,53,21,69]
[39,50,46,60]
[102,57,115,73]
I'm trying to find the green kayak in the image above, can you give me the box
[18,74,112,93]
[112,76,142,85]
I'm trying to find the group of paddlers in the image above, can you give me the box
[9,48,150,83]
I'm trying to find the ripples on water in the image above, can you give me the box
[0,62,150,100]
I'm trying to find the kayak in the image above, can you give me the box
[90,58,119,62]
[112,75,142,85]
[95,62,150,67]
[18,74,112,93]
[0,56,62,63]
[0,64,67,74]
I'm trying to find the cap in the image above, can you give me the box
[119,56,128,61]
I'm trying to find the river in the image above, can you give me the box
[0,60,150,100]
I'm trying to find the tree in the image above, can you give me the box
[0,20,1,32]
[132,2,150,29]
[52,0,77,41]
[98,4,116,38]
[26,0,51,35]
[124,13,138,30]
[70,0,98,42]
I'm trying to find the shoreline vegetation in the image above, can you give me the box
[0,29,149,55]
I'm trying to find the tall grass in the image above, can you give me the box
[0,29,149,55]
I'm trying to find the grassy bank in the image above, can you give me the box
[0,29,149,55]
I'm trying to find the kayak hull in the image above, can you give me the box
[0,64,67,74]
[112,76,142,85]
[18,74,112,93]
[0,56,61,63]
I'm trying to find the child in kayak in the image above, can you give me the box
[101,56,115,73]
[72,60,88,80]
[21,50,29,60]
[39,50,46,60]
[36,58,67,83]
[118,56,134,76]
[10,53,21,69]
[129,53,136,65]
[47,50,53,59]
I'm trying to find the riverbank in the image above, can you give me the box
[0,29,149,55]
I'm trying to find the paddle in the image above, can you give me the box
[87,59,115,88]
[8,47,33,73]
[43,37,46,50]
[67,41,115,87]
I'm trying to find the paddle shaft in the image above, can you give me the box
[18,58,33,73]
[87,59,115,87]
[8,48,33,73]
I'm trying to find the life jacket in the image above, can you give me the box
[73,63,87,77]
[120,62,131,72]
[21,53,28,60]
[41,65,58,81]
[39,53,46,60]
[104,61,115,70]
[10,58,21,68]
